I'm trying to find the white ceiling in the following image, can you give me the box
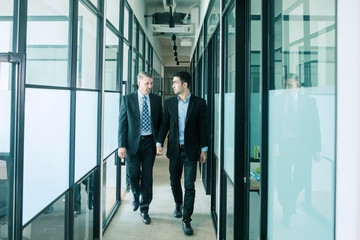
[143,0,200,65]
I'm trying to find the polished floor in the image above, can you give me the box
[103,152,216,240]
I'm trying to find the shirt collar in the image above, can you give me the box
[178,93,191,103]
[138,90,149,100]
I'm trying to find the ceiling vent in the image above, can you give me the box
[146,12,194,34]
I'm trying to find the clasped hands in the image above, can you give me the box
[156,146,207,163]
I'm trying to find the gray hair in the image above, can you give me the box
[137,72,153,82]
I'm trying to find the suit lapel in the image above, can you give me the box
[171,97,179,130]
[132,92,140,122]
[149,93,155,122]
[185,95,195,126]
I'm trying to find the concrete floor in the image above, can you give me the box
[103,153,216,240]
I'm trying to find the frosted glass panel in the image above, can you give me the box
[0,90,10,152]
[75,91,98,182]
[104,28,118,91]
[0,0,13,53]
[224,93,235,181]
[77,2,97,89]
[0,62,11,153]
[268,88,334,239]
[27,0,69,87]
[267,0,336,238]
[106,0,120,30]
[23,88,70,224]
[103,92,120,157]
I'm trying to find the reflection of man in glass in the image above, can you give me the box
[275,73,321,226]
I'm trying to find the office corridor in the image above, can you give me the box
[103,151,216,240]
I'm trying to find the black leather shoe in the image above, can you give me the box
[173,204,182,218]
[141,212,151,224]
[182,221,193,235]
[132,197,139,211]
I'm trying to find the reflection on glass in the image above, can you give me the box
[249,0,262,239]
[226,178,234,240]
[139,58,144,73]
[268,0,336,238]
[123,43,130,82]
[224,7,235,181]
[0,1,13,52]
[27,0,69,87]
[213,31,220,217]
[224,6,235,240]
[206,0,220,44]
[0,62,11,240]
[74,173,94,240]
[131,51,137,91]
[133,20,137,49]
[77,2,98,89]
[102,155,117,220]
[124,6,129,40]
[106,0,120,30]
[139,30,144,56]
[145,40,148,62]
[23,194,66,239]
[104,28,119,91]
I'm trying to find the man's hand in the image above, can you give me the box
[118,147,127,159]
[156,146,164,155]
[200,151,207,163]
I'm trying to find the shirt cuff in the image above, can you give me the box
[156,142,162,147]
[201,147,208,152]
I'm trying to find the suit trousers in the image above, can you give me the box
[126,135,156,213]
[169,149,197,223]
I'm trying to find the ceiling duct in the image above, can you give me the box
[147,12,194,34]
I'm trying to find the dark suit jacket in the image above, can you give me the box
[118,92,162,155]
[157,95,208,161]
[272,93,321,159]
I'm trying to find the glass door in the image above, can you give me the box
[266,0,336,238]
[210,29,220,222]
[0,52,24,240]
[248,0,262,239]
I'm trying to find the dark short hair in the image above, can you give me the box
[173,71,191,88]
[137,72,153,81]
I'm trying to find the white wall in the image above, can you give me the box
[127,0,163,61]
[336,0,360,239]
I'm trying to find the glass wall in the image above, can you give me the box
[0,1,13,52]
[106,0,120,30]
[102,153,117,219]
[74,173,94,240]
[77,2,98,89]
[23,194,66,239]
[0,60,13,240]
[26,0,70,87]
[104,28,119,91]
[267,0,336,239]
[224,5,236,240]
[249,0,262,239]
[0,6,15,238]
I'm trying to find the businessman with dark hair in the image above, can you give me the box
[157,71,208,235]
[118,72,162,225]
